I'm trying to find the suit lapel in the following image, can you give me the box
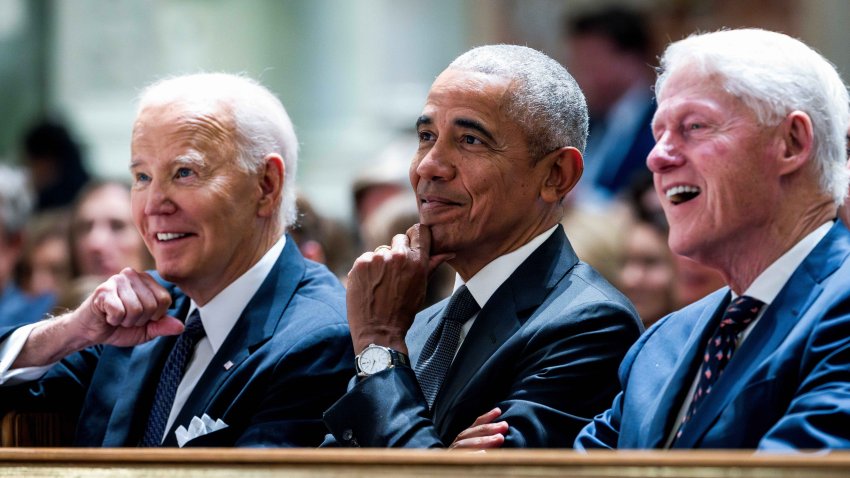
[432,227,578,426]
[673,222,848,448]
[160,237,305,445]
[103,289,191,446]
[643,293,728,448]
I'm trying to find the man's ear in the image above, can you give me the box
[257,154,285,218]
[540,146,583,203]
[777,110,814,176]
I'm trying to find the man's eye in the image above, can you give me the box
[134,172,151,183]
[418,131,435,142]
[462,135,482,145]
[176,168,193,178]
[688,123,703,130]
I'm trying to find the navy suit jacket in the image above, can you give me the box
[323,226,642,447]
[576,221,850,450]
[1,237,354,447]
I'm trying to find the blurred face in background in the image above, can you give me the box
[619,221,676,327]
[25,235,70,296]
[73,183,148,277]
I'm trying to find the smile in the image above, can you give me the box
[665,185,701,205]
[156,232,189,241]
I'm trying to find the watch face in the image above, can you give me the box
[359,347,391,374]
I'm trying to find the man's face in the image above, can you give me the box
[130,102,265,304]
[647,69,783,264]
[411,68,553,275]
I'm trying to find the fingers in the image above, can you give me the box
[94,269,172,327]
[146,314,185,339]
[407,223,431,261]
[449,407,508,450]
[470,407,503,427]
[450,432,506,450]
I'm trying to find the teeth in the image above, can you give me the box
[665,185,701,205]
[157,232,187,241]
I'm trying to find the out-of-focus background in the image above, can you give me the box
[0,0,847,325]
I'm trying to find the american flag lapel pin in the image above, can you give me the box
[224,360,234,371]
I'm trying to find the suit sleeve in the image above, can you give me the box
[324,301,641,448]
[757,302,850,450]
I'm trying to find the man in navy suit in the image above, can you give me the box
[323,45,642,448]
[0,73,353,447]
[572,29,850,449]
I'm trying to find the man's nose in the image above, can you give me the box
[413,140,456,182]
[646,132,685,173]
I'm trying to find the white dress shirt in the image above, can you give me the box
[454,225,559,351]
[663,221,832,447]
[0,234,287,441]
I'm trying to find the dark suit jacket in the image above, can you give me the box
[1,237,354,447]
[323,226,642,447]
[576,221,850,450]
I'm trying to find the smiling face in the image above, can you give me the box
[647,68,785,269]
[130,102,272,304]
[411,68,559,278]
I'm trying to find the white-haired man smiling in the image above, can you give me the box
[573,28,850,449]
[0,73,352,447]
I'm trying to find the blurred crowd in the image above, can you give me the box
[0,6,730,329]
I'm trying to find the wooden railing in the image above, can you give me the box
[0,448,848,477]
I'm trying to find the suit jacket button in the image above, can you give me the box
[342,429,353,441]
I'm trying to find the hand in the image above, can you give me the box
[14,269,184,368]
[347,224,453,353]
[450,407,509,450]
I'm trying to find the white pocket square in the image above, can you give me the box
[175,413,228,447]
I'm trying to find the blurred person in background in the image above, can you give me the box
[565,6,657,206]
[69,180,152,279]
[0,164,54,327]
[22,120,90,212]
[16,210,71,299]
[619,215,675,328]
[289,193,358,281]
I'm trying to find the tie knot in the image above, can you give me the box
[183,310,206,342]
[443,285,480,324]
[719,295,764,330]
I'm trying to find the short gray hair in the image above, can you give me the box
[449,44,589,160]
[136,73,299,227]
[656,29,850,205]
[0,164,34,239]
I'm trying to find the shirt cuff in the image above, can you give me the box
[0,322,54,385]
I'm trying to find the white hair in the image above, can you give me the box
[136,73,299,227]
[449,44,589,160]
[656,29,850,205]
[0,164,33,238]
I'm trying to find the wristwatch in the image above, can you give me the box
[355,344,410,377]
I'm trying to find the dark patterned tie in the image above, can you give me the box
[674,295,765,442]
[414,285,480,409]
[140,309,206,446]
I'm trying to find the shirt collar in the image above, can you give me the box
[740,221,832,304]
[187,234,287,352]
[456,225,558,308]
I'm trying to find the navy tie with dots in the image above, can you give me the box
[674,295,765,442]
[414,285,480,409]
[140,309,206,447]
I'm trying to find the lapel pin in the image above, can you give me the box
[224,360,234,370]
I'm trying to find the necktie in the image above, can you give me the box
[414,285,480,409]
[674,295,764,442]
[140,309,206,446]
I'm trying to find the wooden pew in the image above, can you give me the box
[0,448,848,477]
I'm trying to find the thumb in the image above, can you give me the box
[146,315,185,339]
